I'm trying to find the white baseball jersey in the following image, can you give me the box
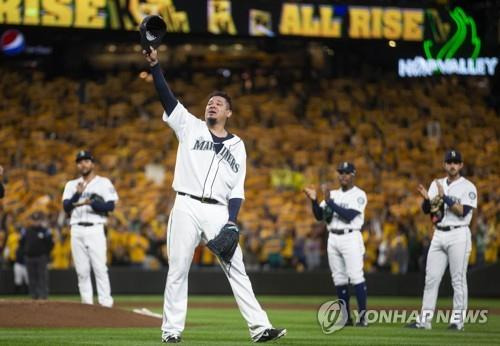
[320,186,367,230]
[428,177,477,227]
[163,102,246,205]
[62,175,119,225]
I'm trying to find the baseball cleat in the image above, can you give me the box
[162,334,181,343]
[447,323,464,331]
[255,328,287,343]
[405,322,431,330]
[345,318,354,326]
[355,319,368,327]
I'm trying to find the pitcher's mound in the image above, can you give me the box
[0,300,161,328]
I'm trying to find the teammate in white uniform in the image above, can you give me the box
[62,150,118,307]
[407,150,477,331]
[143,47,286,343]
[304,162,368,326]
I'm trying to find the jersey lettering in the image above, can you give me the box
[192,138,214,151]
[218,146,239,173]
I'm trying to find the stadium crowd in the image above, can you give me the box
[0,63,498,274]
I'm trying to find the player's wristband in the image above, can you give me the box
[443,195,455,207]
[228,198,242,224]
[70,192,81,203]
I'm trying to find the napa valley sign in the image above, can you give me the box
[398,7,497,77]
[398,57,498,77]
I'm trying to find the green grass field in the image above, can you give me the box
[1,295,499,345]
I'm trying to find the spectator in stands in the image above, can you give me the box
[0,165,4,199]
[389,227,409,274]
[127,227,149,268]
[0,63,498,273]
[292,235,306,272]
[304,230,322,270]
[19,212,54,300]
[3,220,28,294]
[13,231,29,295]
[262,228,284,269]
[50,229,72,269]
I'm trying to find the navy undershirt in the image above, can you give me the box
[150,63,178,115]
[210,131,234,153]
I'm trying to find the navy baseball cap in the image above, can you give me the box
[75,150,94,163]
[444,150,462,163]
[337,161,356,174]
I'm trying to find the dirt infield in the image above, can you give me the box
[0,300,161,328]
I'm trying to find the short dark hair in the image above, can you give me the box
[208,90,232,110]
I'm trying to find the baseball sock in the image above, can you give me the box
[335,285,351,320]
[354,282,367,321]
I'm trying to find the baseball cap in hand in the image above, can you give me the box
[444,150,462,163]
[139,15,166,53]
[75,150,94,163]
[337,162,356,174]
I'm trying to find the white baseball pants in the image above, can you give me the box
[327,231,366,286]
[70,224,113,307]
[419,226,471,328]
[162,194,272,339]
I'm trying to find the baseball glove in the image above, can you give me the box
[89,193,109,216]
[323,202,334,224]
[430,195,444,224]
[206,223,239,264]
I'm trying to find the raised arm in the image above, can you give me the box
[143,47,178,116]
[303,187,324,221]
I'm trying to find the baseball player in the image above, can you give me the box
[143,47,286,343]
[304,162,368,326]
[407,150,477,331]
[62,150,118,307]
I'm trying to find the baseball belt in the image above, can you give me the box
[77,222,94,227]
[436,225,464,231]
[178,192,220,205]
[330,229,358,235]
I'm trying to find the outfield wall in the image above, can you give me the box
[1,264,498,297]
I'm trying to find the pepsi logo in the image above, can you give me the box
[1,29,26,56]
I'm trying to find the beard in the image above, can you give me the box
[207,117,217,126]
[447,168,459,178]
[80,168,92,177]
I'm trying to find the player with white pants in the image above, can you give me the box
[304,162,368,326]
[143,47,286,343]
[407,150,477,331]
[62,150,118,308]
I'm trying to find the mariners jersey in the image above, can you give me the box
[428,177,477,227]
[320,186,367,230]
[163,102,246,205]
[62,175,119,225]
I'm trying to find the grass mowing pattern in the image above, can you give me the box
[0,296,499,345]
